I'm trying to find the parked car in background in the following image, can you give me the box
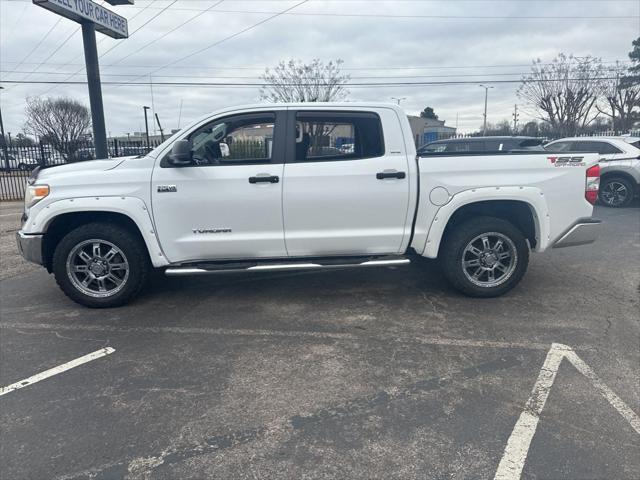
[418,136,545,155]
[70,147,97,162]
[545,137,640,208]
[0,151,38,171]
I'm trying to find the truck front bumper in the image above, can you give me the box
[16,231,44,265]
[552,218,602,248]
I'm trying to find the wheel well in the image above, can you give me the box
[440,200,537,252]
[600,170,638,189]
[42,211,146,272]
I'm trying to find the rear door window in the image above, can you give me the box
[484,140,505,152]
[446,141,479,153]
[574,141,623,155]
[294,112,384,162]
[546,141,574,152]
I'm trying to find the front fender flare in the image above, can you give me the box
[26,196,170,267]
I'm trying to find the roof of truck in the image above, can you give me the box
[428,136,542,143]
[548,136,640,144]
[209,102,405,111]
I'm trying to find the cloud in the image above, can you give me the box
[0,0,637,135]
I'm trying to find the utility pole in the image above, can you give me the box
[82,22,108,159]
[33,0,131,160]
[149,75,157,135]
[391,97,406,105]
[0,86,10,171]
[143,106,151,151]
[512,104,519,134]
[177,99,184,130]
[479,84,493,136]
[155,113,165,142]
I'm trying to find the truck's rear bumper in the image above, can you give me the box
[552,218,602,248]
[16,231,44,265]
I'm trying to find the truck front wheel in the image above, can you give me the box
[440,216,529,297]
[52,223,150,308]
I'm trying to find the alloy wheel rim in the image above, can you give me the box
[66,239,129,298]
[601,181,628,206]
[462,232,518,288]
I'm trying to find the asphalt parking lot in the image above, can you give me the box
[1,201,639,479]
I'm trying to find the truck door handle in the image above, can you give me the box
[249,175,279,184]
[376,171,406,180]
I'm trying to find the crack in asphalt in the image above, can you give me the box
[58,355,521,480]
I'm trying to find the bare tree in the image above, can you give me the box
[597,63,640,132]
[25,97,91,162]
[259,59,350,102]
[517,54,606,137]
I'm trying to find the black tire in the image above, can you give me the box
[439,216,529,298]
[599,176,635,208]
[52,223,150,308]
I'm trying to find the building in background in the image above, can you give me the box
[407,116,457,147]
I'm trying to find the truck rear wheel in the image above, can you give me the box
[440,216,529,297]
[52,223,150,308]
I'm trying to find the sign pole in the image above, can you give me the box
[81,22,108,159]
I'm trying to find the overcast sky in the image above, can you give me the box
[1,0,638,136]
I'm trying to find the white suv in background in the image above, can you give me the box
[546,137,640,207]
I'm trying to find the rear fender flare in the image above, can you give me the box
[421,186,550,258]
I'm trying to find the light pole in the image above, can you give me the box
[391,97,406,105]
[143,106,151,151]
[479,84,493,136]
[0,86,10,171]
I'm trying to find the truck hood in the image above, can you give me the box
[35,157,131,181]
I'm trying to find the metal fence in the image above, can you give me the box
[1,139,161,201]
[2,130,639,201]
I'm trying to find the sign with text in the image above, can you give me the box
[33,0,128,39]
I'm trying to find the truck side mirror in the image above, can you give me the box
[168,139,193,166]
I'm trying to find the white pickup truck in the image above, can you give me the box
[17,103,602,307]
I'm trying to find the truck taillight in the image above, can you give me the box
[585,164,600,205]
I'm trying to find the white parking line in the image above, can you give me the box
[494,343,640,480]
[0,212,21,217]
[0,347,115,397]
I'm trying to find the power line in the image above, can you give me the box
[0,59,631,71]
[98,0,179,60]
[149,0,310,75]
[3,0,638,2]
[19,26,81,82]
[108,0,225,66]
[18,0,115,81]
[12,4,633,20]
[33,0,169,98]
[1,76,623,87]
[3,69,627,80]
[8,17,62,74]
[112,0,311,89]
[131,8,640,19]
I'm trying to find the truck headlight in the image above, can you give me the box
[24,184,49,208]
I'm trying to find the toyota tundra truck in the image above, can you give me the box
[16,103,602,307]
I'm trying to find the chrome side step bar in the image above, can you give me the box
[165,258,410,276]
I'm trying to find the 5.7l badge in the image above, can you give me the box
[157,185,177,193]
